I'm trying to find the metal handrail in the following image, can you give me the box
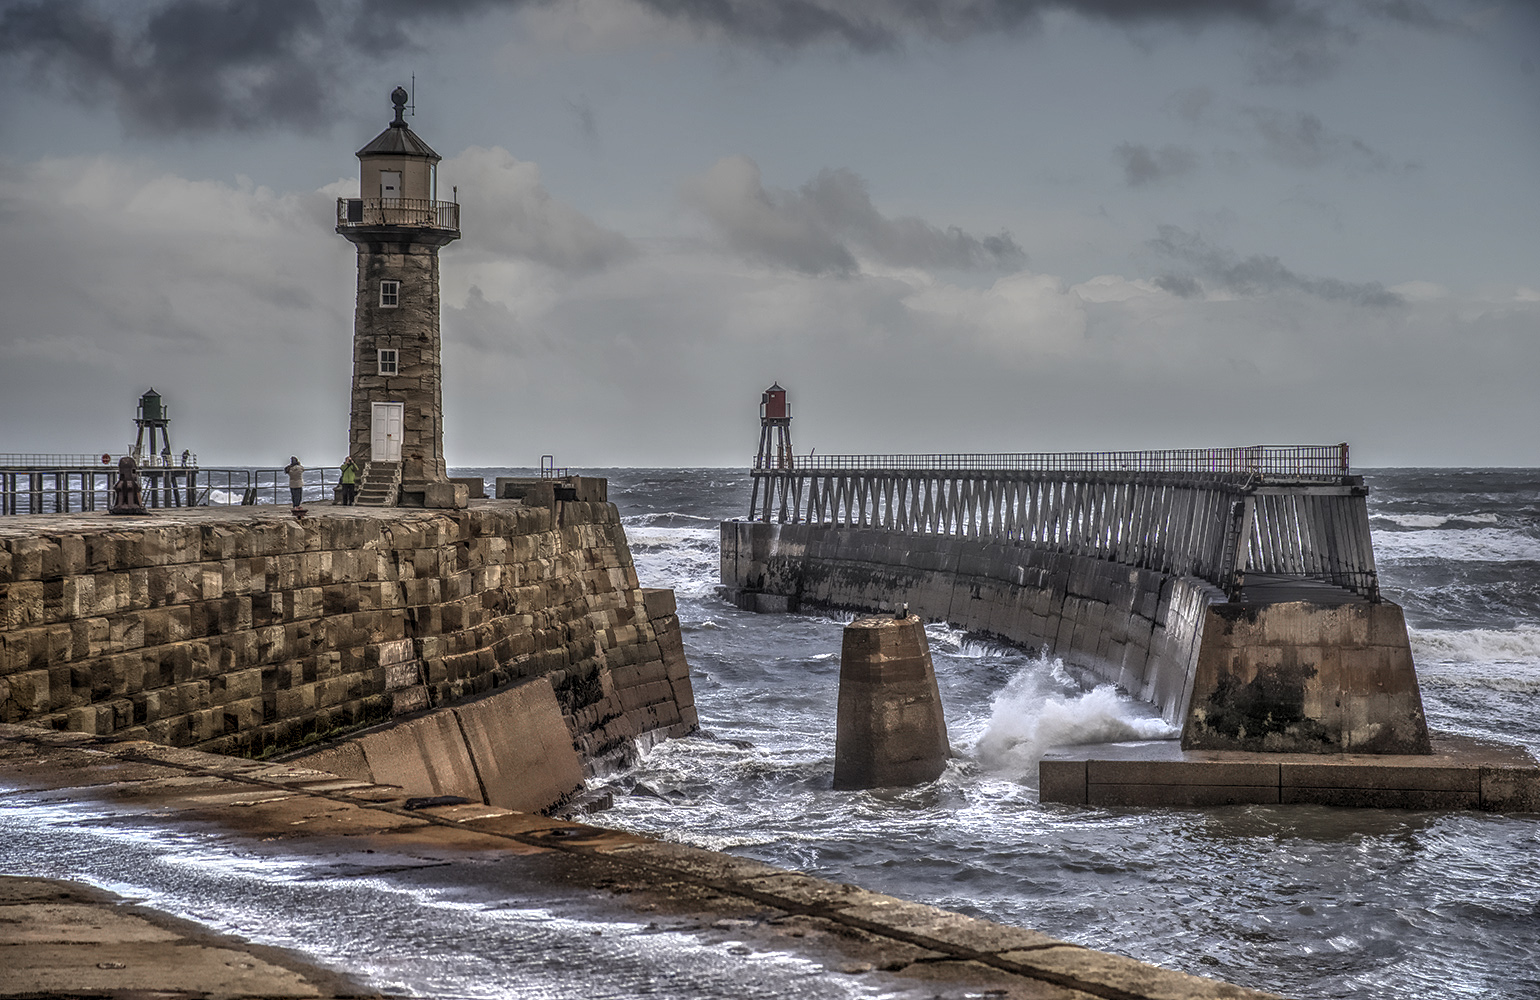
[336,197,460,231]
[1,466,339,515]
[0,453,115,467]
[752,444,1350,479]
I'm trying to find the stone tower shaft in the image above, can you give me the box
[336,87,464,508]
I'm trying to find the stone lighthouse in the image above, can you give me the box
[335,87,465,509]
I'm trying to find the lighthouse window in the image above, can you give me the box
[379,280,400,308]
[378,349,399,375]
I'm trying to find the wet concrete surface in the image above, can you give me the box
[0,724,1280,999]
[0,875,381,998]
[1040,734,1540,808]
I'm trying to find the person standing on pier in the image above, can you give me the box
[284,457,305,508]
[339,456,359,506]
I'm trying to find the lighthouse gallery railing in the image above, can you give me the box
[336,197,460,231]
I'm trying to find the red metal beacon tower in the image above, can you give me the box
[756,383,794,471]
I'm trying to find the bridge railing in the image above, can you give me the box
[746,447,1377,601]
[754,444,1350,479]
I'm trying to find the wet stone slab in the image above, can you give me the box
[0,876,382,998]
[1040,734,1540,810]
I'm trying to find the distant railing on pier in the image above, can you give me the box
[336,197,460,231]
[0,466,339,515]
[0,453,114,468]
[747,445,1377,601]
[754,444,1350,480]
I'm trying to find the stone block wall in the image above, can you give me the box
[0,502,697,760]
[721,521,1219,724]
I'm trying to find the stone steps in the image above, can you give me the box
[355,461,400,507]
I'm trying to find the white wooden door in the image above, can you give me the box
[371,402,403,462]
[380,171,401,201]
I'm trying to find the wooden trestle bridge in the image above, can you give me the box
[746,444,1380,602]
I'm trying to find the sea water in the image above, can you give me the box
[1,467,1535,998]
[583,467,1540,999]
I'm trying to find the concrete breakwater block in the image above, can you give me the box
[291,675,584,814]
[1184,599,1431,755]
[1040,734,1540,811]
[834,615,950,790]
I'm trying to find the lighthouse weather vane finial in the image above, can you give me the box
[391,85,409,126]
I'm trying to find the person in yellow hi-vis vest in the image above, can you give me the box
[339,456,359,506]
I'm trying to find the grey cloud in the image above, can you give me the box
[566,95,598,144]
[1115,142,1198,186]
[630,1,1304,50]
[449,146,636,271]
[1365,1,1471,33]
[1168,86,1215,123]
[1148,225,1402,306]
[685,156,1025,276]
[1247,18,1350,85]
[1154,274,1202,297]
[1243,107,1396,171]
[0,0,1447,133]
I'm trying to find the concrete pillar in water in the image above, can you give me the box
[833,615,950,790]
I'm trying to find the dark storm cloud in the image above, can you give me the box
[1114,142,1198,186]
[686,156,1025,276]
[0,0,332,132]
[632,0,1302,50]
[1149,226,1402,306]
[0,0,1437,133]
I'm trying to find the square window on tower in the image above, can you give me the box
[380,280,400,308]
[378,348,399,375]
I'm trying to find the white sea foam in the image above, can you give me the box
[1410,627,1540,693]
[924,622,1020,659]
[1378,512,1499,530]
[1411,626,1540,665]
[974,664,1176,781]
[1371,527,1540,563]
[623,525,719,596]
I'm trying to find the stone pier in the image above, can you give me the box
[0,498,697,775]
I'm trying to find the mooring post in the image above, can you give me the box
[833,613,950,790]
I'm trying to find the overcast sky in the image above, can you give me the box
[1,0,1536,467]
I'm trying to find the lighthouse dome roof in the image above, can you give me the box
[356,87,441,160]
[356,124,441,161]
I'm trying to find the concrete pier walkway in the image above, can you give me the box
[0,876,380,998]
[0,724,1281,1000]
